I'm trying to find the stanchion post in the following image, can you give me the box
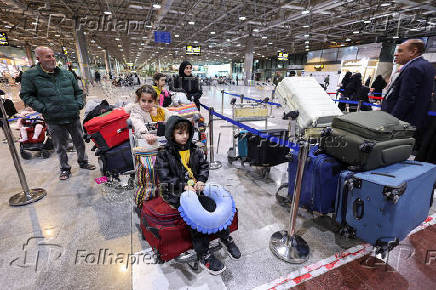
[357,100,362,112]
[221,90,224,114]
[240,94,244,104]
[0,97,47,206]
[208,107,222,170]
[270,140,310,263]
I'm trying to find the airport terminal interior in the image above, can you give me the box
[0,0,436,289]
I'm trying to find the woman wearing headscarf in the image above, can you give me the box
[170,61,203,110]
[370,75,387,97]
[343,72,362,100]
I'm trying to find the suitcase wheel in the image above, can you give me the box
[41,150,51,159]
[20,147,32,160]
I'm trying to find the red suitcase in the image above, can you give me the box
[140,196,238,262]
[84,109,129,151]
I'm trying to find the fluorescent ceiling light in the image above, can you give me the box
[118,44,122,47]
[146,25,153,28]
[142,36,147,39]
[262,36,267,39]
[380,3,391,7]
[305,48,309,51]
[253,28,259,32]
[409,28,419,31]
[239,16,246,21]
[210,31,215,35]
[301,10,310,15]
[175,34,179,37]
[393,35,399,39]
[104,11,112,15]
[226,39,230,42]
[115,38,120,41]
[90,39,95,43]
[364,20,371,24]
[193,41,198,43]
[353,31,360,34]
[268,42,273,45]
[188,21,195,25]
[341,44,345,46]
[305,40,309,44]
[305,45,309,48]
[153,4,161,9]
[55,34,61,37]
[303,25,310,28]
[346,38,351,41]
[5,25,11,28]
[304,34,310,38]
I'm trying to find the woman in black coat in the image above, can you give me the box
[170,61,203,110]
[371,75,387,97]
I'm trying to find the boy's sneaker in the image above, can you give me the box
[221,236,241,260]
[199,253,226,275]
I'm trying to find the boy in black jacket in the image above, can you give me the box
[155,116,241,275]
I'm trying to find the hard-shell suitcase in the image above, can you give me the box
[140,196,239,262]
[237,130,249,158]
[84,109,130,151]
[97,141,134,177]
[335,161,436,253]
[246,129,290,166]
[288,146,345,214]
[322,111,416,171]
[275,77,342,129]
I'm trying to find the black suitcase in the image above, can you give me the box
[97,141,134,177]
[246,129,290,166]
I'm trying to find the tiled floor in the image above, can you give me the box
[0,82,435,289]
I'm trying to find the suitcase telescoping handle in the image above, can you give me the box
[431,183,436,208]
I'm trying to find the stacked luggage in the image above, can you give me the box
[83,102,134,178]
[285,108,436,256]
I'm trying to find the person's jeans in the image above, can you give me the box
[48,118,88,172]
[189,195,230,258]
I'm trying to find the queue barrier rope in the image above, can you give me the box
[200,103,299,151]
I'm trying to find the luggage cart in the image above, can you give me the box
[226,99,273,177]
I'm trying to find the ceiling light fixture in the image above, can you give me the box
[393,35,399,39]
[104,11,112,15]
[305,40,309,44]
[304,34,310,38]
[364,20,371,24]
[115,38,120,41]
[253,28,259,32]
[55,34,61,37]
[175,34,179,37]
[226,39,230,42]
[268,42,273,45]
[188,21,195,25]
[194,41,198,43]
[239,16,246,21]
[152,4,161,9]
[5,25,11,28]
[380,2,391,7]
[353,31,360,34]
[301,10,310,15]
[303,25,310,28]
[262,36,267,39]
[346,38,351,41]
[210,31,215,35]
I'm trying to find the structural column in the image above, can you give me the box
[244,36,254,86]
[25,43,34,66]
[73,17,92,89]
[104,49,111,75]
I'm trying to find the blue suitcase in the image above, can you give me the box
[336,160,436,253]
[96,141,134,178]
[288,146,345,214]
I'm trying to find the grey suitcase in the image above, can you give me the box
[321,111,415,171]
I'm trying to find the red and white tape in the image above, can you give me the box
[255,213,436,290]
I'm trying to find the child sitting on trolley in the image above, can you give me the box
[155,115,241,275]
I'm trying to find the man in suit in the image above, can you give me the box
[382,39,435,150]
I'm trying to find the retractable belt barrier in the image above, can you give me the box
[333,99,436,116]
[223,91,282,107]
[200,103,299,151]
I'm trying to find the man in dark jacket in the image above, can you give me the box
[20,46,95,180]
[382,39,436,150]
[155,116,241,275]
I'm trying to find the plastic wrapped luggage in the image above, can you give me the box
[288,146,345,214]
[140,196,238,262]
[246,129,290,166]
[84,109,130,151]
[321,111,416,171]
[275,77,342,129]
[97,141,134,177]
[335,161,436,253]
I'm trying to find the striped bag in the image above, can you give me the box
[134,151,159,208]
[167,103,199,119]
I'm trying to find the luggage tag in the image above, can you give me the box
[95,176,108,184]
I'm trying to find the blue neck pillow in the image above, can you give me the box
[179,184,236,234]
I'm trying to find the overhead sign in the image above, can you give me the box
[0,32,9,46]
[186,45,201,55]
[278,51,288,61]
[154,31,171,44]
